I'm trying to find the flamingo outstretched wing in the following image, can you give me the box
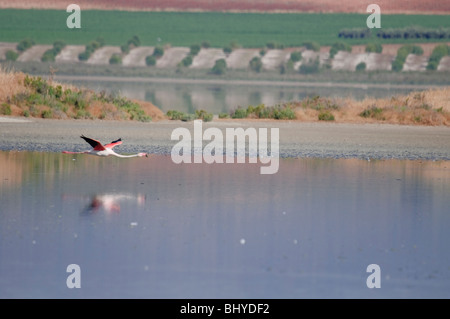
[105,138,123,149]
[80,135,106,151]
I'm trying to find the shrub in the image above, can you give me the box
[16,38,35,52]
[120,44,130,54]
[329,42,352,59]
[195,109,213,122]
[166,110,186,120]
[79,38,104,61]
[41,41,66,62]
[5,50,19,61]
[365,43,382,53]
[1,103,12,115]
[318,111,335,121]
[218,112,229,119]
[181,55,193,67]
[427,44,449,70]
[128,35,141,47]
[299,57,320,74]
[223,46,232,55]
[109,53,122,65]
[41,109,53,118]
[190,44,201,56]
[360,105,384,120]
[356,62,366,71]
[146,55,156,66]
[249,57,263,72]
[232,108,247,119]
[302,41,320,52]
[153,46,164,58]
[290,51,302,62]
[211,59,227,75]
[392,45,424,72]
[78,51,90,61]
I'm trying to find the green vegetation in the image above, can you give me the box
[145,55,156,66]
[5,50,19,61]
[318,111,335,121]
[339,26,450,41]
[302,41,320,52]
[166,109,213,122]
[365,43,383,53]
[427,44,450,70]
[360,105,384,120]
[329,42,352,59]
[1,102,12,115]
[356,62,366,71]
[190,44,201,56]
[109,53,122,65]
[78,37,104,61]
[299,57,320,74]
[152,46,164,58]
[230,103,296,120]
[16,38,35,52]
[392,44,424,72]
[249,57,263,72]
[181,55,193,67]
[211,59,227,75]
[12,75,151,121]
[41,40,66,62]
[289,51,302,63]
[1,10,449,48]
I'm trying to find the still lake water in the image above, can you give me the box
[0,151,449,298]
[64,78,425,114]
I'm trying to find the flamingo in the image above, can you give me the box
[62,135,148,158]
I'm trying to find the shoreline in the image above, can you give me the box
[1,117,449,161]
[52,74,443,91]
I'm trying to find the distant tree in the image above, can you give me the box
[356,62,366,71]
[109,53,122,65]
[5,50,19,61]
[249,57,263,72]
[302,41,320,52]
[145,55,156,66]
[190,44,201,56]
[211,59,227,75]
[181,55,193,67]
[290,51,302,62]
[16,38,35,52]
[153,46,164,58]
[365,43,382,53]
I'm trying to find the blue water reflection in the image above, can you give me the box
[0,151,449,298]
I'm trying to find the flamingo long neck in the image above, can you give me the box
[112,151,142,158]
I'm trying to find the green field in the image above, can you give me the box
[0,9,449,48]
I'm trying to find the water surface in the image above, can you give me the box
[0,151,449,298]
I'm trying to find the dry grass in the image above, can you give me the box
[0,66,164,121]
[292,87,450,126]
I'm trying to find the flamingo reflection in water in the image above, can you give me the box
[63,193,146,214]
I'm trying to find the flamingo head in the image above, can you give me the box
[138,153,148,157]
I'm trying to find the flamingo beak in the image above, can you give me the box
[145,154,148,157]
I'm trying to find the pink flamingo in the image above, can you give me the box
[63,135,148,158]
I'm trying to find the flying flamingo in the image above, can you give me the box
[62,135,148,158]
